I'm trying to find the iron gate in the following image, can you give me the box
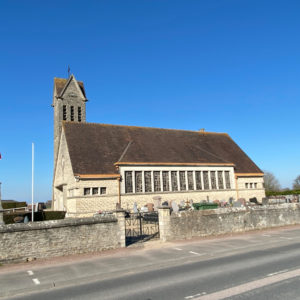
[125,212,159,245]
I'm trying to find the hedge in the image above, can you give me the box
[3,211,66,224]
[266,190,300,197]
[2,202,27,209]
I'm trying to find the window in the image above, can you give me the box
[162,171,170,191]
[84,188,91,195]
[203,171,209,190]
[195,171,202,190]
[70,106,74,121]
[217,171,224,189]
[245,183,249,189]
[210,171,217,189]
[92,187,99,195]
[187,171,194,190]
[254,183,257,189]
[78,107,82,122]
[250,183,253,189]
[100,187,106,194]
[154,171,161,192]
[135,171,143,193]
[171,171,178,191]
[144,171,152,192]
[225,171,231,189]
[125,171,133,193]
[179,171,186,191]
[63,105,67,120]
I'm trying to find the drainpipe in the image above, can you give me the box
[118,177,121,207]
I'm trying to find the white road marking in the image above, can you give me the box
[267,269,289,277]
[174,248,183,251]
[192,267,300,300]
[185,292,207,299]
[32,278,40,285]
[27,270,34,276]
[189,251,204,256]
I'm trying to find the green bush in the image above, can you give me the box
[266,190,300,197]
[2,202,27,209]
[193,203,218,210]
[43,211,66,220]
[3,211,66,224]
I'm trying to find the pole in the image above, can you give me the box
[32,143,34,222]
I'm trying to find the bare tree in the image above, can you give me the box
[263,171,281,191]
[293,175,300,190]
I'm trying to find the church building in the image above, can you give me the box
[52,75,265,217]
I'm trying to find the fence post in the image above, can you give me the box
[115,209,126,248]
[158,206,171,242]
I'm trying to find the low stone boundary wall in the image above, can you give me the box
[0,211,126,264]
[158,204,300,241]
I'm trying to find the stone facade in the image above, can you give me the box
[0,213,126,264]
[52,75,265,216]
[53,76,86,167]
[158,203,300,241]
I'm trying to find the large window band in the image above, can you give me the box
[124,170,232,194]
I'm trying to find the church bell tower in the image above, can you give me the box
[52,74,87,166]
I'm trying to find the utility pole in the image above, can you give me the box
[0,182,4,225]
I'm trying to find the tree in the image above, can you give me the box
[293,175,300,190]
[263,171,281,192]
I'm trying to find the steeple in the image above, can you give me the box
[52,74,87,166]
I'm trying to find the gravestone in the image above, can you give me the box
[171,201,179,213]
[180,200,185,208]
[153,197,161,211]
[133,202,138,213]
[233,201,242,207]
[262,197,268,205]
[237,198,246,206]
[229,197,234,205]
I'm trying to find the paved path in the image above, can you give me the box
[1,225,300,299]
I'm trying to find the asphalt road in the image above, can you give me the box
[1,226,300,300]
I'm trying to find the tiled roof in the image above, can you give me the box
[63,122,263,176]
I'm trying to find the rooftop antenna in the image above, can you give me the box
[68,65,71,78]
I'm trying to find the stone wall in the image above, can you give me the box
[0,212,125,264]
[158,203,300,241]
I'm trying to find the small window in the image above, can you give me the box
[70,106,74,121]
[84,188,91,195]
[245,183,249,189]
[250,183,253,189]
[100,187,106,194]
[78,107,82,122]
[254,183,257,189]
[92,187,99,195]
[63,105,67,120]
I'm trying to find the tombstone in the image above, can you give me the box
[237,198,246,206]
[153,197,162,211]
[171,201,179,213]
[162,201,169,207]
[249,197,259,205]
[141,206,148,212]
[233,201,242,208]
[189,199,193,206]
[180,200,185,208]
[262,197,268,205]
[24,215,29,224]
[229,197,234,205]
[147,203,154,212]
[133,202,138,213]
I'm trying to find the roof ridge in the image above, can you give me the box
[64,121,229,136]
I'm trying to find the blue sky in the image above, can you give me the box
[0,0,299,202]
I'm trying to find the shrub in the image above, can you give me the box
[2,202,27,209]
[266,190,300,197]
[3,211,66,224]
